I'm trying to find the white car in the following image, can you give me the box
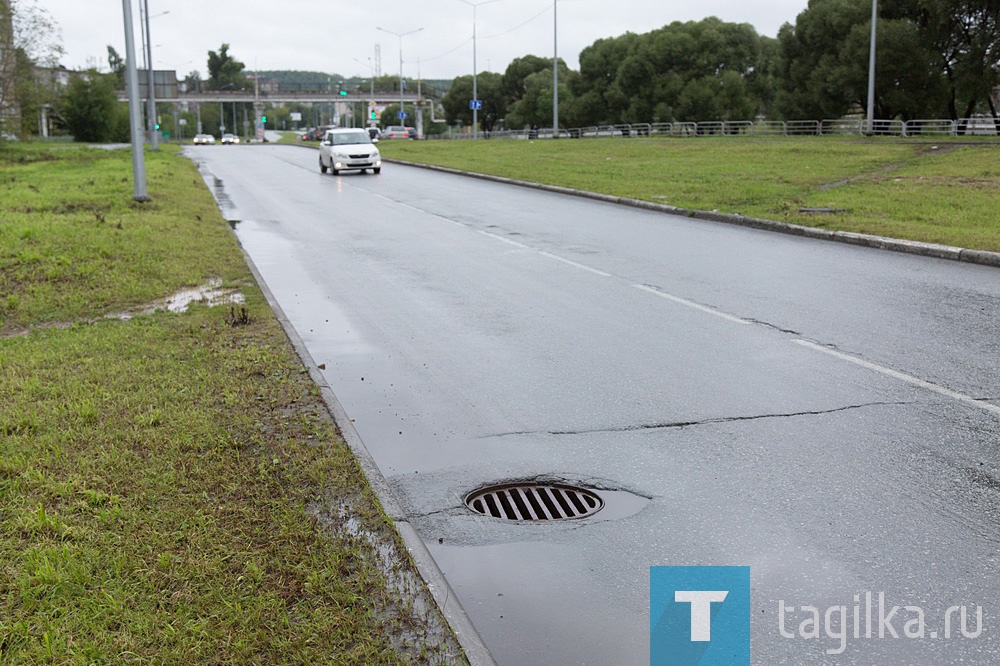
[221,133,239,145]
[318,128,382,175]
[192,133,215,145]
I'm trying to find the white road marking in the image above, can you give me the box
[538,251,612,277]
[476,229,529,249]
[793,339,1000,417]
[631,284,751,324]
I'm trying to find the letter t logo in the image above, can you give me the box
[675,591,729,641]
[650,566,750,664]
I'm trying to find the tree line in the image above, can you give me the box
[441,1,1000,133]
[3,0,998,141]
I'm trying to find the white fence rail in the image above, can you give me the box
[443,117,998,140]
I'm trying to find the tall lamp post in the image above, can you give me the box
[377,26,423,128]
[138,2,167,150]
[120,0,149,200]
[460,0,500,140]
[553,0,558,138]
[866,0,877,134]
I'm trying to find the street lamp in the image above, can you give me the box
[553,0,558,138]
[120,0,149,200]
[460,0,501,140]
[866,0,877,134]
[138,2,168,150]
[377,26,423,129]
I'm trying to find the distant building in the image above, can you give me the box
[31,64,72,136]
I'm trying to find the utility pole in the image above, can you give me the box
[460,0,501,140]
[866,0,877,134]
[121,0,150,201]
[141,0,159,149]
[552,0,559,138]
[377,27,423,128]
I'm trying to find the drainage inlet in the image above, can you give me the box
[465,482,604,521]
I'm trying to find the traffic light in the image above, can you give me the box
[339,89,348,96]
[261,114,267,123]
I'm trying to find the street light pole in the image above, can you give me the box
[460,0,500,140]
[140,0,165,150]
[377,26,423,129]
[866,0,877,134]
[120,0,149,201]
[553,0,558,138]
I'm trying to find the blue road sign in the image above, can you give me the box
[398,111,407,119]
[469,99,482,110]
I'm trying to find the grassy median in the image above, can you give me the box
[0,143,462,664]
[378,136,1000,253]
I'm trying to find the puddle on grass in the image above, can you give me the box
[1,280,246,339]
[307,496,466,664]
[115,278,245,320]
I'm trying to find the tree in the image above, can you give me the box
[571,19,773,126]
[441,71,505,131]
[107,45,124,88]
[500,55,551,106]
[206,43,249,91]
[61,70,129,142]
[504,65,575,129]
[886,0,1000,126]
[1,0,63,135]
[775,0,996,124]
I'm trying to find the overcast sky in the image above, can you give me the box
[33,0,810,81]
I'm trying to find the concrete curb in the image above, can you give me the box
[235,242,497,666]
[384,157,1000,269]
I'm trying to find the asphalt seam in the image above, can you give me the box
[382,156,1000,269]
[231,233,497,666]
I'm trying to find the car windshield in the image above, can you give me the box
[331,131,371,146]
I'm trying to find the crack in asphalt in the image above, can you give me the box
[742,318,802,335]
[409,507,464,520]
[482,401,915,438]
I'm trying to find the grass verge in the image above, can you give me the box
[378,137,1000,253]
[0,142,464,664]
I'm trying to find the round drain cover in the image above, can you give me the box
[465,482,604,521]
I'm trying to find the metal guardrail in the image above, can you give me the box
[443,117,997,140]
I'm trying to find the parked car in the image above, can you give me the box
[221,133,240,145]
[406,127,417,139]
[318,128,382,175]
[381,125,410,139]
[192,133,215,145]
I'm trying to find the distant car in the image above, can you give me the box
[221,133,239,145]
[366,126,381,141]
[318,127,382,175]
[192,133,215,145]
[406,127,417,139]
[302,125,333,141]
[381,125,410,139]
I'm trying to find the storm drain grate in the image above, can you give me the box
[465,482,604,521]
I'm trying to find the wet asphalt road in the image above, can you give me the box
[189,144,1000,665]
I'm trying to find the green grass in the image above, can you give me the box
[0,143,463,664]
[378,137,1000,253]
